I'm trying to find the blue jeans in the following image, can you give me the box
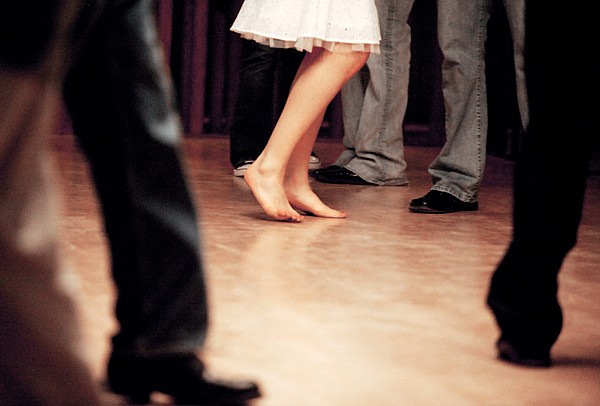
[431,0,527,202]
[336,0,415,186]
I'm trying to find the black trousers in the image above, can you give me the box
[63,0,208,356]
[229,40,303,167]
[487,2,599,355]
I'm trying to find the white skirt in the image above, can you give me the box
[231,0,381,53]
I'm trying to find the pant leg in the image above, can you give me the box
[487,1,600,354]
[275,46,304,124]
[431,0,492,202]
[229,41,281,167]
[0,2,100,404]
[64,0,208,356]
[503,0,527,128]
[337,0,414,186]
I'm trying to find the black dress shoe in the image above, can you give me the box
[496,338,552,368]
[310,165,376,185]
[409,190,478,213]
[107,353,260,405]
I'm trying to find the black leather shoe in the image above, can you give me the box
[310,165,376,185]
[496,339,552,368]
[107,353,261,405]
[409,190,478,213]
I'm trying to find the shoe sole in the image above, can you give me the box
[107,380,261,405]
[313,177,376,186]
[409,205,478,214]
[496,340,552,368]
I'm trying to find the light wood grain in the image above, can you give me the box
[54,135,600,406]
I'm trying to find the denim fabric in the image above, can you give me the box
[64,0,208,356]
[431,0,526,202]
[336,0,415,186]
[503,0,527,128]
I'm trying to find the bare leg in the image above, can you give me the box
[284,110,346,217]
[244,48,368,221]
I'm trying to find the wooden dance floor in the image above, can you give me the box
[54,134,600,405]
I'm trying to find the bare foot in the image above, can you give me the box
[284,179,347,218]
[244,163,304,222]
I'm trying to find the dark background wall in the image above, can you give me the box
[58,0,524,159]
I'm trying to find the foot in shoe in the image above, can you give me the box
[409,190,478,214]
[107,353,261,405]
[496,339,552,368]
[233,160,254,177]
[308,152,321,170]
[310,165,376,185]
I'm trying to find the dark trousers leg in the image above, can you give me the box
[229,40,302,166]
[0,1,101,404]
[64,0,208,356]
[487,1,599,355]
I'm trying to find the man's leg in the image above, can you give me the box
[230,41,281,170]
[487,0,599,367]
[63,0,259,402]
[432,0,491,202]
[65,0,208,357]
[0,70,101,406]
[0,1,100,404]
[409,0,491,213]
[314,0,414,186]
[503,0,527,129]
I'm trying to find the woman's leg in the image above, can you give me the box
[244,48,369,221]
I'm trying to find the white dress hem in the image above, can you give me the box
[233,30,380,54]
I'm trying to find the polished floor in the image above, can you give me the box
[54,134,600,405]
